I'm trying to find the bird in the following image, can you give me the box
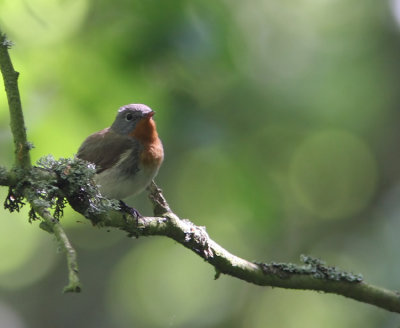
[76,104,164,215]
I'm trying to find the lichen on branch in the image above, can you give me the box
[3,155,120,223]
[257,255,363,283]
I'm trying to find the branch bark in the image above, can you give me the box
[0,33,31,169]
[32,204,81,292]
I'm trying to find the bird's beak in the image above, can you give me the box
[146,111,155,118]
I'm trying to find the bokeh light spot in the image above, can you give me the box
[243,288,374,328]
[289,130,377,220]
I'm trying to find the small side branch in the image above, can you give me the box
[0,32,31,169]
[34,205,81,292]
[147,180,171,215]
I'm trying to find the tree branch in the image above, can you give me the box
[1,31,400,314]
[103,182,400,313]
[32,204,81,292]
[0,33,31,169]
[1,167,399,311]
[0,30,79,292]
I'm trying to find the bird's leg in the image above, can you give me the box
[118,200,142,219]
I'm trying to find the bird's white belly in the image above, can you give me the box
[95,165,159,200]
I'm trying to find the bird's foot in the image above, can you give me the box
[118,200,142,219]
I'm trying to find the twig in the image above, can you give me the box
[33,204,81,292]
[147,180,171,215]
[0,32,31,169]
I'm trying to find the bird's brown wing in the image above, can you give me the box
[77,128,138,174]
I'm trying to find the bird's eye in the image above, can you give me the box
[126,113,133,121]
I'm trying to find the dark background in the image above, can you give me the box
[1,0,400,327]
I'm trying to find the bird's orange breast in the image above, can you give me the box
[131,118,164,167]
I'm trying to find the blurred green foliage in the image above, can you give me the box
[1,0,400,327]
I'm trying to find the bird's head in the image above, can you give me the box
[111,104,155,136]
